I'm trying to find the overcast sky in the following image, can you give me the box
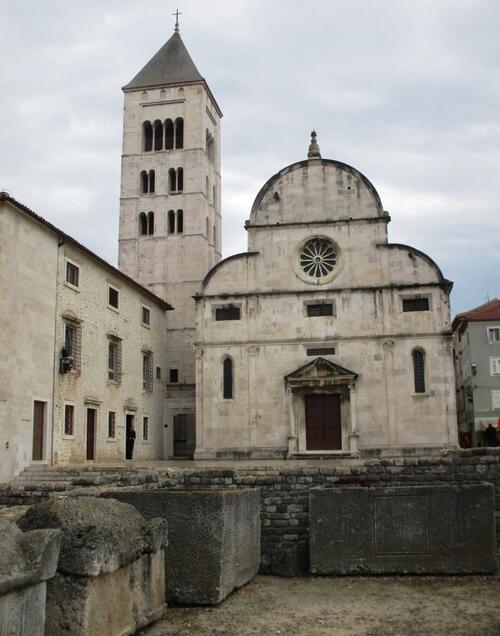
[1,0,499,314]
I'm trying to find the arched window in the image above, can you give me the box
[213,185,216,209]
[413,349,426,393]
[143,122,153,152]
[177,167,183,191]
[165,119,174,150]
[206,176,210,199]
[168,210,175,234]
[223,357,233,399]
[175,118,184,149]
[139,212,148,235]
[177,210,183,233]
[168,168,176,193]
[147,211,155,235]
[206,217,209,238]
[140,171,148,193]
[153,120,163,151]
[149,170,155,193]
[206,129,215,162]
[213,225,216,247]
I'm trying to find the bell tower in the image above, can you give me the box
[118,25,222,455]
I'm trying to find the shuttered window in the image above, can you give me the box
[223,358,233,399]
[216,306,241,321]
[307,304,333,317]
[403,297,429,312]
[413,350,426,393]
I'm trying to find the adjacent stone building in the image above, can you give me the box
[0,193,171,481]
[453,299,500,446]
[194,135,458,458]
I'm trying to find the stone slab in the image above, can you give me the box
[0,581,46,636]
[106,489,260,605]
[310,484,498,575]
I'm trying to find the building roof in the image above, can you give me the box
[452,298,500,331]
[122,31,223,117]
[124,32,202,90]
[0,192,173,311]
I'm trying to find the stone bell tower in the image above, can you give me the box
[118,23,222,455]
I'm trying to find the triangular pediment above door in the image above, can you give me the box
[285,357,358,387]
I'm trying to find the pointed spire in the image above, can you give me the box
[173,8,182,33]
[307,130,321,159]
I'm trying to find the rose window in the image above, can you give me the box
[299,238,338,279]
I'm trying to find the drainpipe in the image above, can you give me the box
[50,239,63,466]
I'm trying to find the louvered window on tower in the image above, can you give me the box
[216,306,241,321]
[223,358,233,399]
[403,297,430,312]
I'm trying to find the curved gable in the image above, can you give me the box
[200,252,259,296]
[248,159,384,227]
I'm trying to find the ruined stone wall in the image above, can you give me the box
[2,450,500,576]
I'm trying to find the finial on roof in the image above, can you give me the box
[173,8,182,32]
[307,130,321,159]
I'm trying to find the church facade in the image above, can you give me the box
[194,135,458,458]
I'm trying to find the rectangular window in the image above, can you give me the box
[143,416,149,441]
[307,347,336,356]
[492,391,500,410]
[63,321,81,371]
[307,303,333,317]
[108,337,122,382]
[64,404,74,436]
[108,411,116,438]
[402,297,430,312]
[156,366,161,380]
[142,306,151,326]
[169,368,179,383]
[490,357,500,375]
[108,285,119,309]
[487,327,500,343]
[66,261,79,288]
[143,352,153,391]
[215,306,241,321]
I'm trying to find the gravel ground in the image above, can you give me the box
[145,574,500,636]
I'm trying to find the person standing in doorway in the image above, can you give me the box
[126,421,136,460]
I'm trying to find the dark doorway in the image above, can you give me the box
[32,401,45,460]
[173,413,196,458]
[86,408,97,460]
[305,393,342,451]
[125,413,136,460]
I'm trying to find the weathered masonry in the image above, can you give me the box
[194,133,457,459]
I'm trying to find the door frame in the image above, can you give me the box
[305,392,342,451]
[32,398,49,463]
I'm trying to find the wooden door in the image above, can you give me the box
[305,394,342,450]
[173,413,196,458]
[86,408,96,460]
[32,401,45,460]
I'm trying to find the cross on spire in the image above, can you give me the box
[173,8,182,32]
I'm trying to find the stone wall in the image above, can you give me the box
[2,449,500,576]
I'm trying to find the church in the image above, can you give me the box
[0,25,458,481]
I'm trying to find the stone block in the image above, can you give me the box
[0,518,61,636]
[105,489,260,605]
[310,484,498,575]
[18,497,168,635]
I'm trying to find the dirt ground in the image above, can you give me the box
[144,574,500,636]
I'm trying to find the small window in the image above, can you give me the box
[175,117,184,149]
[108,337,122,382]
[142,306,150,326]
[139,212,148,235]
[156,366,162,380]
[487,327,500,343]
[143,416,149,441]
[169,368,179,383]
[143,121,153,152]
[492,390,500,409]
[307,347,336,356]
[140,171,148,194]
[108,286,119,309]
[63,321,81,371]
[490,357,500,376]
[64,404,74,436]
[147,211,154,235]
[66,261,79,288]
[215,306,241,321]
[223,357,233,399]
[108,411,116,438]
[143,352,153,391]
[168,210,175,234]
[165,119,174,150]
[177,209,183,233]
[413,349,426,393]
[307,303,333,317]
[403,297,430,312]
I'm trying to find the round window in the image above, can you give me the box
[294,236,342,284]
